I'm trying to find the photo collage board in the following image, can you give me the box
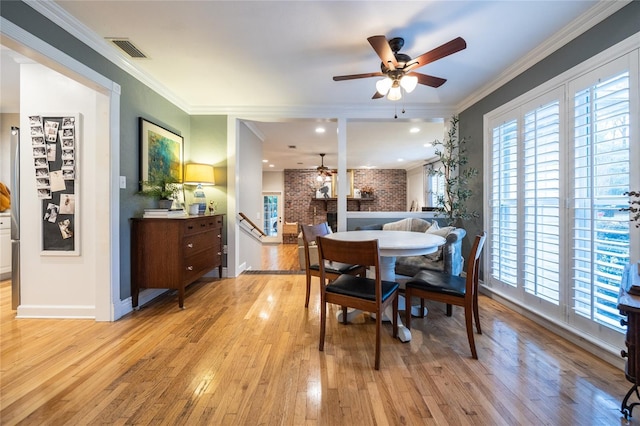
[29,114,79,255]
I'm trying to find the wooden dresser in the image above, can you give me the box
[131,214,223,309]
[618,265,640,420]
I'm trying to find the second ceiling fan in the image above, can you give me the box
[333,35,467,100]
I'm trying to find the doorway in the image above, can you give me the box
[262,192,282,244]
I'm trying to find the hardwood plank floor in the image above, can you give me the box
[0,246,634,425]
[261,242,301,271]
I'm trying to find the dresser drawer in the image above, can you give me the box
[183,230,216,254]
[184,216,222,236]
[183,250,215,283]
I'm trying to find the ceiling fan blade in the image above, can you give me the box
[410,72,447,88]
[404,37,466,72]
[372,91,384,99]
[333,72,384,81]
[367,35,398,70]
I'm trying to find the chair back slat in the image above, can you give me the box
[316,237,379,270]
[465,232,486,296]
[300,222,332,268]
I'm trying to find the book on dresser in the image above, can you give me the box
[143,208,186,218]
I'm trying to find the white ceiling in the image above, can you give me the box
[1,0,612,171]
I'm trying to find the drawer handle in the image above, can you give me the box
[187,225,194,230]
[187,243,193,248]
[621,318,629,327]
[217,252,222,255]
[622,349,628,358]
[218,234,221,238]
[186,266,193,271]
[200,223,206,227]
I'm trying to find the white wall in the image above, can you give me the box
[236,121,264,271]
[406,165,425,211]
[262,170,283,192]
[18,63,111,318]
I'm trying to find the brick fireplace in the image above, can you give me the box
[284,169,406,228]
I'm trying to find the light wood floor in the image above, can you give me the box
[261,242,301,271]
[0,244,635,425]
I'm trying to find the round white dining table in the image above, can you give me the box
[324,230,446,342]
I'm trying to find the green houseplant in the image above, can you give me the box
[138,174,181,209]
[428,115,479,225]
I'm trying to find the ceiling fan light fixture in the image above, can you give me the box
[387,85,402,101]
[400,75,418,93]
[316,153,333,181]
[376,77,393,95]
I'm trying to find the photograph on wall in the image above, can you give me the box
[44,120,59,143]
[58,219,73,239]
[30,114,81,255]
[139,117,183,189]
[44,203,59,223]
[59,193,75,214]
[49,170,66,192]
[316,182,331,199]
[46,143,56,161]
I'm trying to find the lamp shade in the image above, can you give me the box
[376,77,393,95]
[400,75,418,93]
[387,85,402,101]
[184,163,215,185]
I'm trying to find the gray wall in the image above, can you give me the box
[458,1,640,257]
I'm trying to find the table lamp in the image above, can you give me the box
[184,163,215,215]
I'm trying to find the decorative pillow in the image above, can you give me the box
[409,218,431,233]
[426,224,455,238]
[383,218,412,231]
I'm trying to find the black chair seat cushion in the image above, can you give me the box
[325,275,399,302]
[406,270,466,297]
[310,261,362,275]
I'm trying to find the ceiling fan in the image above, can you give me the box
[333,35,466,100]
[316,153,332,181]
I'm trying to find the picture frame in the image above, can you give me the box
[139,118,184,189]
[34,113,81,256]
[331,169,354,198]
[316,182,332,199]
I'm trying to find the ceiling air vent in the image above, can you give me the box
[106,38,147,59]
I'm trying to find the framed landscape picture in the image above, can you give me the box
[139,118,183,189]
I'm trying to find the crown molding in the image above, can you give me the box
[456,0,631,112]
[26,0,191,113]
[190,104,457,120]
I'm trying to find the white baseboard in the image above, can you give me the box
[16,304,96,319]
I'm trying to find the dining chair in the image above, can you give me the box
[316,236,399,370]
[300,222,366,308]
[404,232,486,359]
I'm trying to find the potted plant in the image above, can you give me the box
[361,186,374,198]
[138,174,181,209]
[428,115,479,225]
